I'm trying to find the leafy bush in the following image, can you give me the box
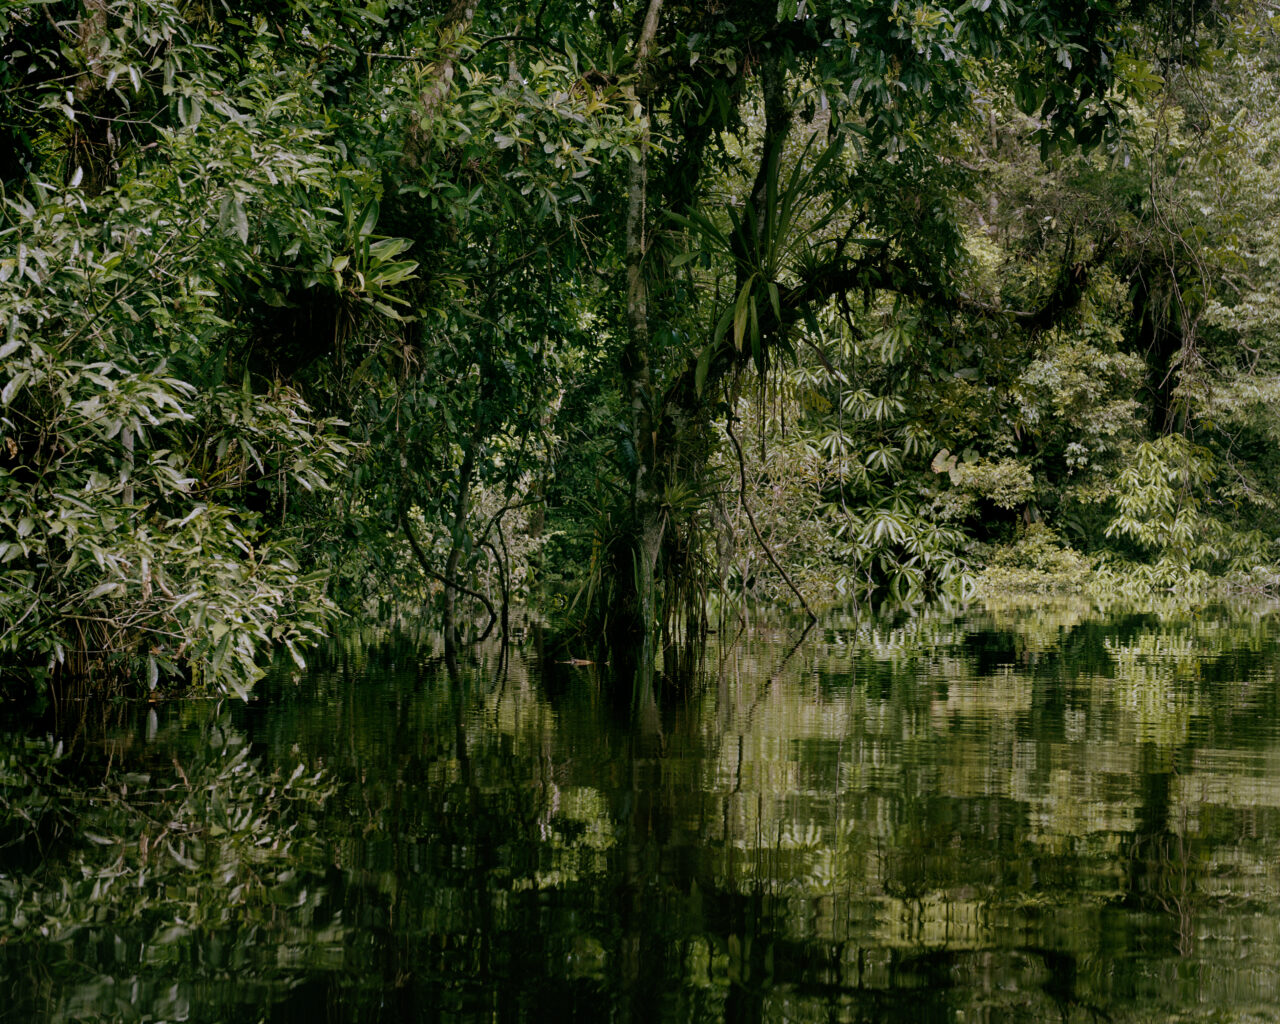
[978,524,1093,592]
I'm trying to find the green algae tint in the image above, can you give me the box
[6,596,1280,1023]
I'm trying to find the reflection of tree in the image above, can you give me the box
[1123,746,1199,957]
[0,707,338,1021]
[13,597,1280,1020]
[249,602,1280,1021]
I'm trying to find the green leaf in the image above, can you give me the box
[285,638,306,670]
[357,199,380,237]
[368,237,412,260]
[371,261,418,287]
[211,628,232,671]
[713,305,734,346]
[177,95,201,129]
[1,371,26,406]
[733,275,756,350]
[219,195,249,245]
[695,343,715,396]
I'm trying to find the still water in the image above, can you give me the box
[6,596,1280,1022]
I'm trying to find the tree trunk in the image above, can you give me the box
[75,0,108,102]
[121,424,134,507]
[405,0,476,163]
[73,0,115,193]
[619,0,665,653]
[442,421,484,655]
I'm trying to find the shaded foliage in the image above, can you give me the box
[0,0,1274,695]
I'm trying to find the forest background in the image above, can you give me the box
[2,0,1277,698]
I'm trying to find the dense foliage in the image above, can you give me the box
[1,0,1276,696]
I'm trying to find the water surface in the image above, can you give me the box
[6,597,1280,1022]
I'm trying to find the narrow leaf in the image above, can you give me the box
[767,281,781,321]
[357,199,379,237]
[1,371,26,405]
[695,343,714,396]
[231,197,249,245]
[732,276,755,350]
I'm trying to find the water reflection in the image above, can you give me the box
[6,597,1280,1021]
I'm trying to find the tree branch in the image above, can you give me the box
[398,508,497,641]
[723,393,816,623]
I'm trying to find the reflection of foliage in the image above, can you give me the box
[8,599,1280,1021]
[0,710,338,1016]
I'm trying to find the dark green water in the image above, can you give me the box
[6,597,1280,1023]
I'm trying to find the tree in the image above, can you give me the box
[0,0,1255,697]
[578,0,1211,644]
